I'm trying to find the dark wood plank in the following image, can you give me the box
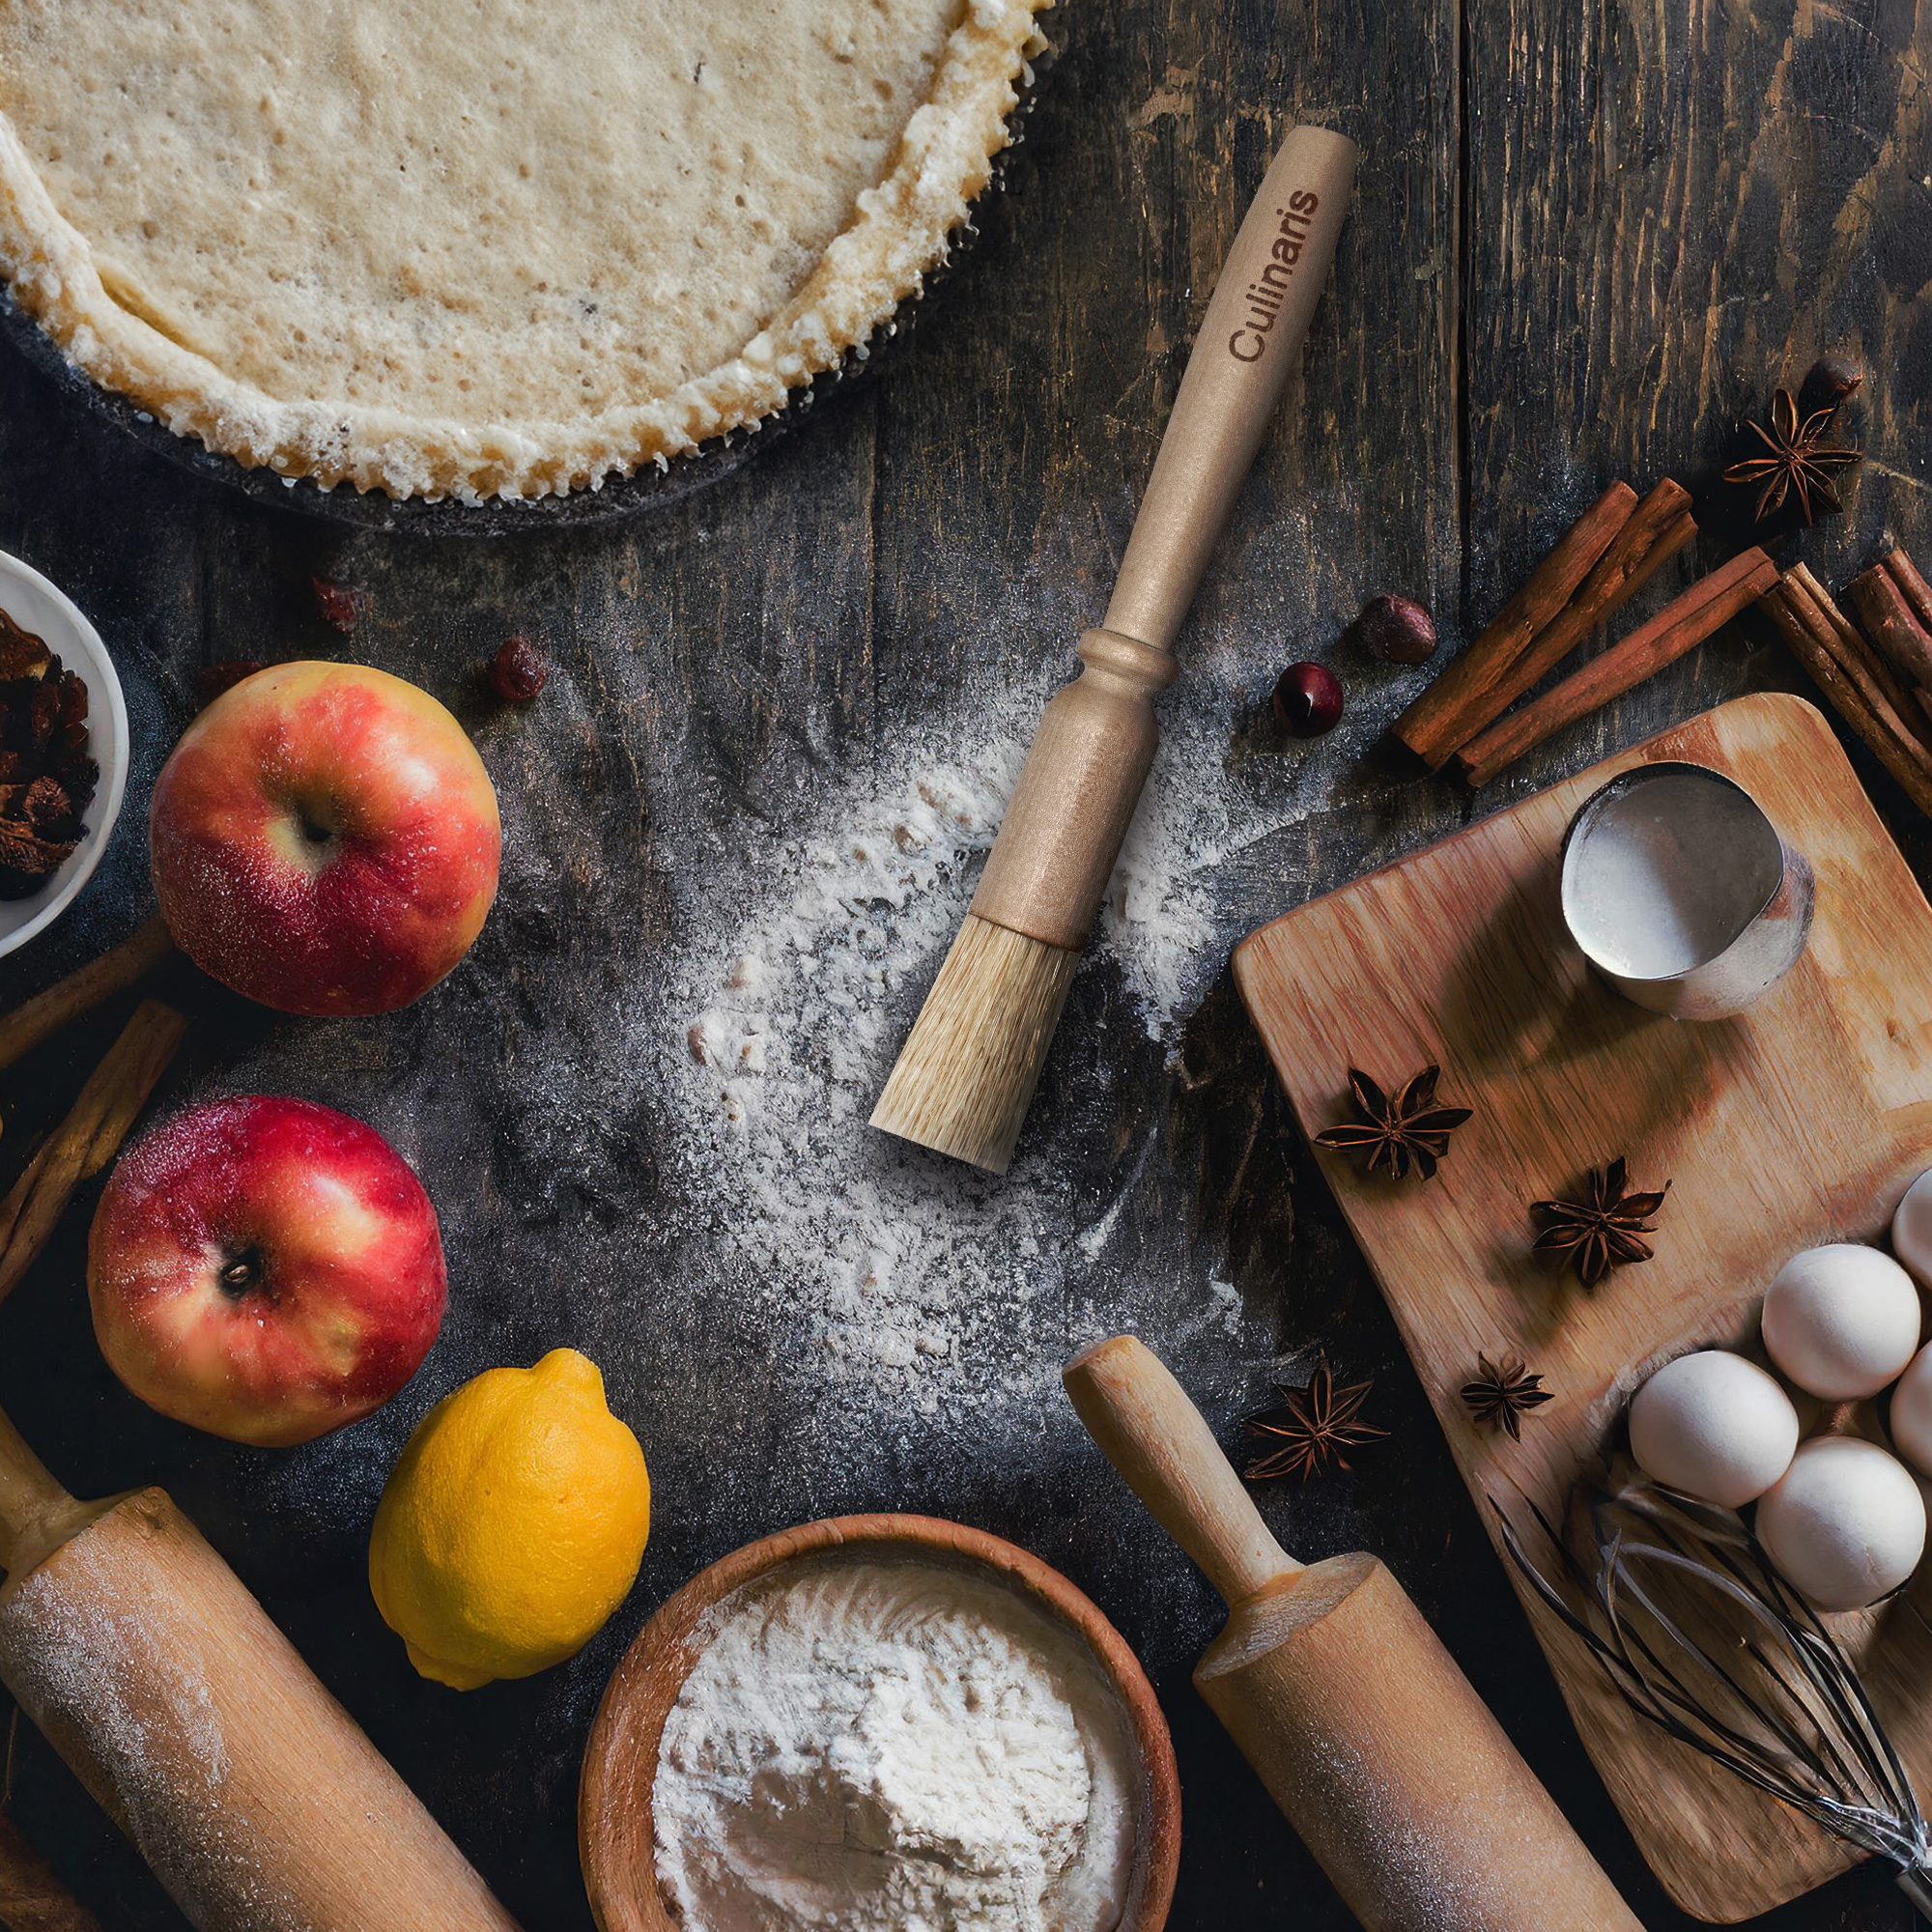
[1461,0,1932,886]
[0,1,1920,1927]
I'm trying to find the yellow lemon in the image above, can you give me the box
[369,1349,650,1690]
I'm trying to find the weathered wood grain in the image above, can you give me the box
[0,1,1920,1928]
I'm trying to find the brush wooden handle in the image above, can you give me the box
[1107,123,1359,655]
[1064,1334,1297,1602]
[1065,1336,1646,1932]
[970,122,1356,951]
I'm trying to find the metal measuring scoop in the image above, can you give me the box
[1560,760,1814,1020]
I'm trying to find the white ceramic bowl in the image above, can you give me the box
[0,549,129,960]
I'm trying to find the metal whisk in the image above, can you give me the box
[1497,1469,1932,1918]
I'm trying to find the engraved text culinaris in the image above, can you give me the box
[1228,191,1321,363]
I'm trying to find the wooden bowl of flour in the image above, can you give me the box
[579,1513,1180,1932]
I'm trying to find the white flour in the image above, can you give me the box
[662,684,1270,1415]
[651,1555,1137,1932]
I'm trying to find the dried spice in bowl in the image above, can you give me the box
[0,608,95,898]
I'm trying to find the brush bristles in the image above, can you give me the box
[870,913,1082,1173]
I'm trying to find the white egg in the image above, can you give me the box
[1754,1436,1926,1610]
[1894,1168,1932,1288]
[1628,1351,1800,1507]
[1889,1342,1932,1477]
[1760,1244,1922,1400]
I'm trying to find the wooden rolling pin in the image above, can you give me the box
[1065,1337,1645,1932]
[0,1406,520,1932]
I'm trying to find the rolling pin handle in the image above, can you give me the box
[1064,1334,1298,1605]
[0,1406,71,1575]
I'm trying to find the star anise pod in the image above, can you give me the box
[1244,1357,1387,1482]
[1531,1156,1670,1289]
[1461,1352,1554,1441]
[1722,387,1861,525]
[1314,1065,1472,1181]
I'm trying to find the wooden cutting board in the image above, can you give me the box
[1233,693,1932,1923]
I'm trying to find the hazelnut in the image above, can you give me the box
[1350,593,1436,666]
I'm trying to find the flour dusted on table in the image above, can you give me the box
[666,698,1242,1412]
[652,1555,1137,1931]
[623,630,1373,1442]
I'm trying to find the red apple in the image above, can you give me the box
[151,662,500,1015]
[88,1095,447,1446]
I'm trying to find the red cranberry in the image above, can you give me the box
[490,635,549,703]
[311,578,366,632]
[1271,663,1344,737]
[196,659,266,706]
[1350,593,1436,665]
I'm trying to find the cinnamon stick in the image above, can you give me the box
[1882,545,1932,637]
[1394,481,1638,767]
[0,998,185,1304]
[1784,564,1932,756]
[1452,547,1778,788]
[0,916,175,1075]
[0,1813,103,1932]
[1442,487,1696,743]
[1759,577,1932,818]
[1849,563,1932,690]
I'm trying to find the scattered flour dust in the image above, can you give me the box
[651,1553,1137,1932]
[665,683,1263,1412]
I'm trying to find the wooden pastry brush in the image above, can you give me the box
[871,121,1357,1172]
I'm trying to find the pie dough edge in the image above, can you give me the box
[0,0,1049,504]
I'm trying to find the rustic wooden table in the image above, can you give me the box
[0,2,1925,1926]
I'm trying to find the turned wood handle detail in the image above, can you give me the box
[1066,1343,1647,1931]
[0,1405,74,1577]
[0,1490,522,1931]
[0,1398,520,1931]
[1064,1334,1298,1605]
[971,123,1356,951]
[1197,1559,1649,1932]
[971,628,1175,947]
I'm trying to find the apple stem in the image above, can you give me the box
[219,1251,262,1298]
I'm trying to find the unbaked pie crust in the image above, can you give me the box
[0,0,1046,502]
